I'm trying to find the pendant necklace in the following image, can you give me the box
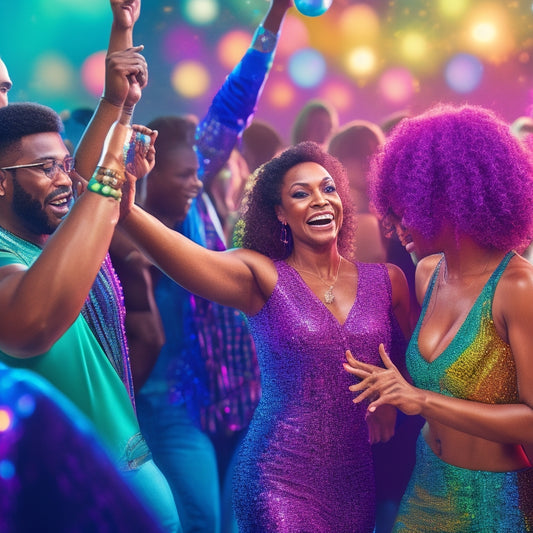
[292,257,342,304]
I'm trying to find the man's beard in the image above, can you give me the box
[12,177,65,235]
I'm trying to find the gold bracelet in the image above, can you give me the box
[94,166,126,189]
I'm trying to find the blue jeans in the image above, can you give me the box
[121,457,181,533]
[137,398,221,533]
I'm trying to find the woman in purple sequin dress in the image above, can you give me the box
[120,141,411,532]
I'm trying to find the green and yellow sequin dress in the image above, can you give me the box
[394,252,533,532]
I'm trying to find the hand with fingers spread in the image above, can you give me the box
[344,343,424,417]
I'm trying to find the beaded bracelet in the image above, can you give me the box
[94,166,125,187]
[87,177,122,200]
[87,166,125,201]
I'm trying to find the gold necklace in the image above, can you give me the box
[291,257,342,304]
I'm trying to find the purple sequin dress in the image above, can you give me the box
[234,260,405,533]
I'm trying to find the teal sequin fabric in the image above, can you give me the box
[396,251,533,532]
[394,435,533,532]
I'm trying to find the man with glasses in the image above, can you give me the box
[0,0,180,530]
[0,101,178,533]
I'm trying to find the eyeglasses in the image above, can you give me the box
[0,156,75,179]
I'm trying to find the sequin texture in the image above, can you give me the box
[233,260,406,532]
[397,251,533,531]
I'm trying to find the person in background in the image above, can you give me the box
[345,103,533,532]
[291,98,339,149]
[208,119,285,244]
[0,58,13,108]
[379,109,411,137]
[511,115,533,264]
[327,119,388,263]
[205,147,251,244]
[241,119,285,175]
[117,140,411,532]
[511,115,533,145]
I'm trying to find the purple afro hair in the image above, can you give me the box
[369,103,533,251]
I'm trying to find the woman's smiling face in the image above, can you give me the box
[276,161,343,250]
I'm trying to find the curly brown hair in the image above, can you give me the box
[234,141,357,260]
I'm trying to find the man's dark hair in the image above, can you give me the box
[0,102,63,164]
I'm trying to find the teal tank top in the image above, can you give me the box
[407,251,519,403]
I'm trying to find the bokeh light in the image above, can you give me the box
[217,30,252,71]
[265,79,296,109]
[288,48,327,88]
[320,80,354,113]
[81,51,106,98]
[162,26,206,63]
[471,21,497,44]
[345,47,377,78]
[171,60,211,98]
[378,68,416,105]
[1,0,532,144]
[445,53,484,93]
[464,3,514,63]
[438,0,470,18]
[0,407,13,432]
[339,5,380,45]
[0,460,15,481]
[277,15,310,57]
[401,32,429,63]
[33,54,74,96]
[17,394,36,417]
[182,0,219,26]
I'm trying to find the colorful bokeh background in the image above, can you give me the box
[2,0,533,142]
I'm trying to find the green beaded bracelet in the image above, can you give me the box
[87,177,122,200]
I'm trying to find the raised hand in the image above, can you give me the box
[103,46,147,108]
[110,0,141,31]
[120,124,157,218]
[125,125,157,178]
[344,343,424,416]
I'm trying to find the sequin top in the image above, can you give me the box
[233,260,406,532]
[407,251,518,403]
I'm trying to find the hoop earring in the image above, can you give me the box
[280,222,289,244]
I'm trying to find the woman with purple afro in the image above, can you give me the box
[344,103,533,532]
